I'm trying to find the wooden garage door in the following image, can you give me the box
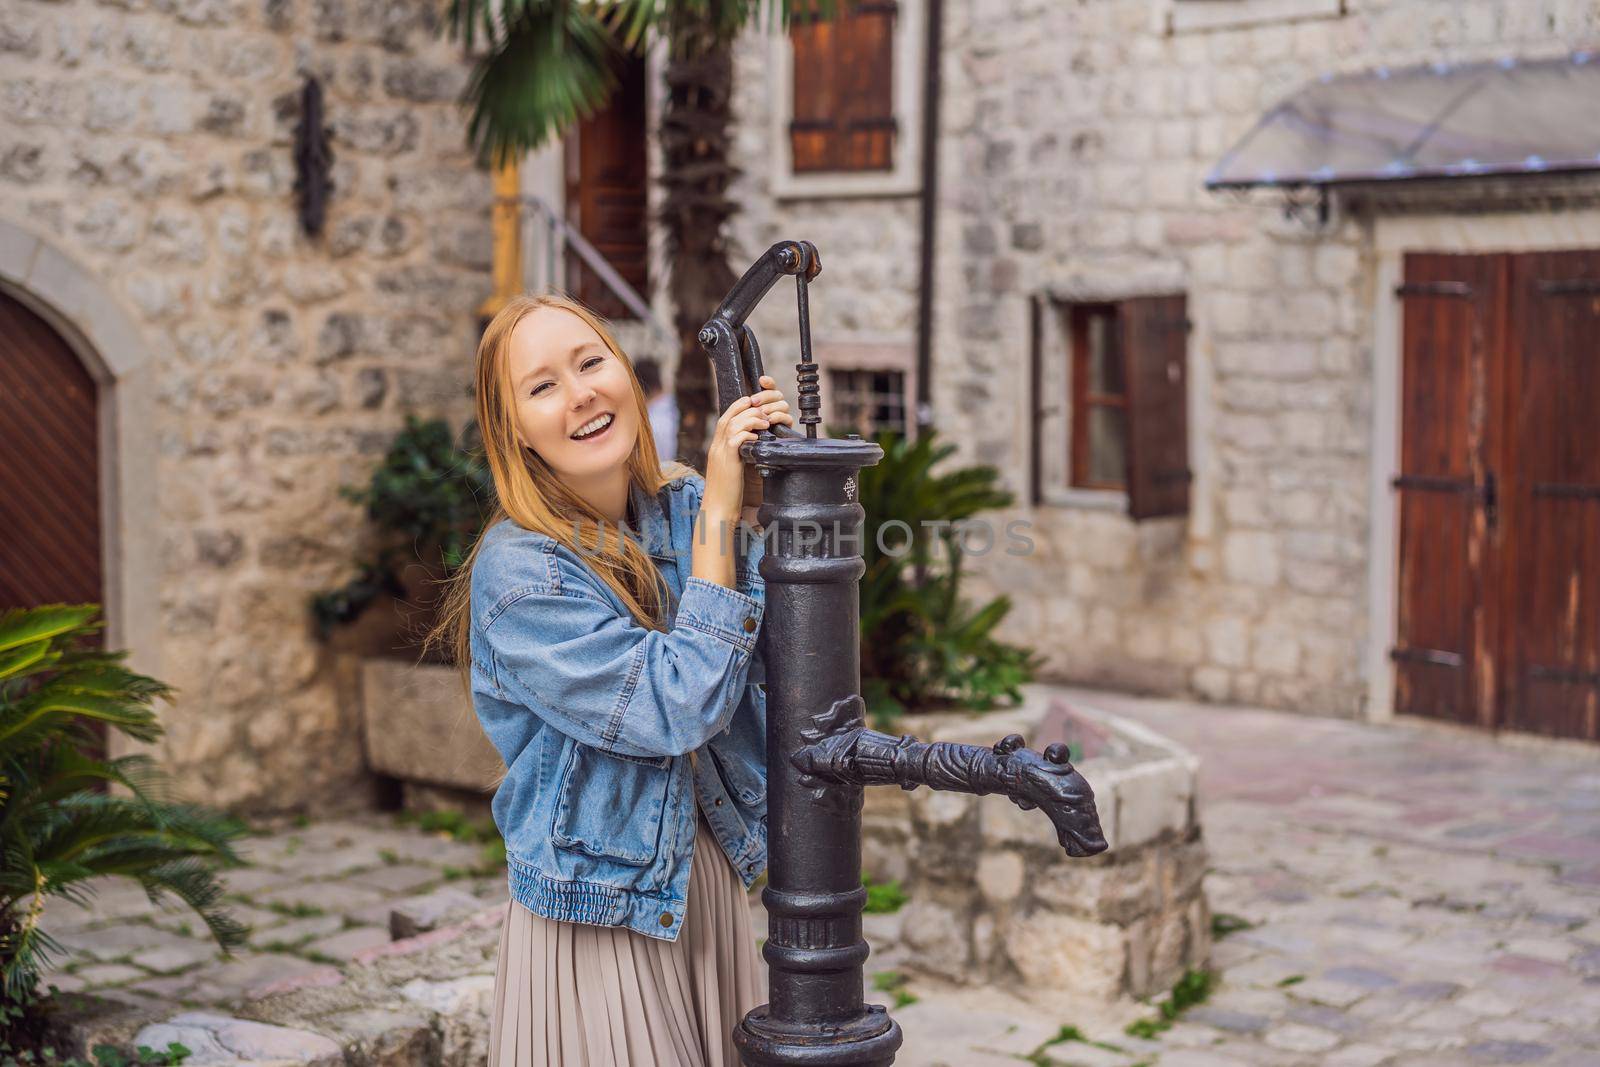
[1394,250,1600,742]
[0,291,103,610]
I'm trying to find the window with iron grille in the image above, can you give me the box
[789,1,898,174]
[828,367,908,438]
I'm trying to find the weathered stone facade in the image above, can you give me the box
[1,0,488,809]
[723,0,1600,718]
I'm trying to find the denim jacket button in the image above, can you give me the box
[659,912,674,927]
[742,617,757,633]
[714,796,723,806]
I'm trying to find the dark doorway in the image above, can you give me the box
[564,51,650,320]
[0,291,103,611]
[1394,250,1600,742]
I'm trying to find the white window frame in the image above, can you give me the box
[768,0,925,201]
[1164,0,1345,34]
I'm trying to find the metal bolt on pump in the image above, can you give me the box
[698,241,1109,1067]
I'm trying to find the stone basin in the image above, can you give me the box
[862,684,1209,1007]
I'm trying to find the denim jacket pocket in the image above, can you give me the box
[551,745,672,866]
[708,683,767,806]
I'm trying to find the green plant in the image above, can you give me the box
[312,416,492,638]
[860,874,907,915]
[6,1041,194,1066]
[1122,968,1216,1040]
[854,430,1039,724]
[0,605,247,1054]
[1210,912,1254,939]
[870,970,916,1009]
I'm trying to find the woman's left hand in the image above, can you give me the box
[741,375,792,525]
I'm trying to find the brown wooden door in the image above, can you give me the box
[1501,251,1600,740]
[0,291,103,611]
[564,51,649,320]
[1394,250,1600,741]
[1394,253,1503,728]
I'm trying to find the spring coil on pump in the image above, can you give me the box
[794,274,821,438]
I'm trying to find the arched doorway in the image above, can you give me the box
[0,290,103,609]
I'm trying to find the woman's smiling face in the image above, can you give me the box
[506,306,642,485]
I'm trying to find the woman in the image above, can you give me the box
[434,293,794,1066]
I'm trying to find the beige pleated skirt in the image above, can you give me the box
[489,809,766,1067]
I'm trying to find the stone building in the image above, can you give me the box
[1,0,489,808]
[694,0,1600,742]
[6,0,1599,815]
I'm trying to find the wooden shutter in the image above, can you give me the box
[1120,295,1190,520]
[790,1,897,173]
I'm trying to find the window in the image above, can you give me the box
[1070,305,1129,490]
[1034,295,1191,520]
[818,341,916,438]
[790,2,898,174]
[770,0,924,198]
[828,368,908,437]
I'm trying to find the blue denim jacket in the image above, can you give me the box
[469,473,767,942]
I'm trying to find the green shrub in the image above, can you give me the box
[0,606,246,1055]
[854,429,1038,724]
[312,417,492,638]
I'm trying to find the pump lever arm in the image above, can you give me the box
[696,240,820,415]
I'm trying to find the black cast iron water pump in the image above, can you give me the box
[697,241,1108,1066]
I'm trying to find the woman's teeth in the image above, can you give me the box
[571,413,614,440]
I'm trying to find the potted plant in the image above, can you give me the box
[854,429,1038,729]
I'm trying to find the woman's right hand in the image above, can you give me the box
[703,377,792,519]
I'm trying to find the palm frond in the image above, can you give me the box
[0,605,99,656]
[462,2,619,166]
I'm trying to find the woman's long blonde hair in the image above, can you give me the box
[431,293,693,674]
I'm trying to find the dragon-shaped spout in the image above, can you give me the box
[790,695,1109,857]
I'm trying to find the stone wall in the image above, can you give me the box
[1,0,489,809]
[725,0,1600,717]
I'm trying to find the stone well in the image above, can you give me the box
[863,689,1209,1006]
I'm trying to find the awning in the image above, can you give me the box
[1206,52,1600,189]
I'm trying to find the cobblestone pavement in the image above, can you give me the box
[40,814,508,1012]
[39,689,1600,1066]
[882,689,1600,1067]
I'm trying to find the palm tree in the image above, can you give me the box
[442,0,831,467]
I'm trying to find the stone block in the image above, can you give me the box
[389,888,485,940]
[323,1008,438,1066]
[252,914,343,948]
[900,897,973,982]
[1001,910,1126,1001]
[360,660,502,792]
[975,851,1024,905]
[349,863,442,895]
[1110,759,1195,851]
[135,1012,342,1065]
